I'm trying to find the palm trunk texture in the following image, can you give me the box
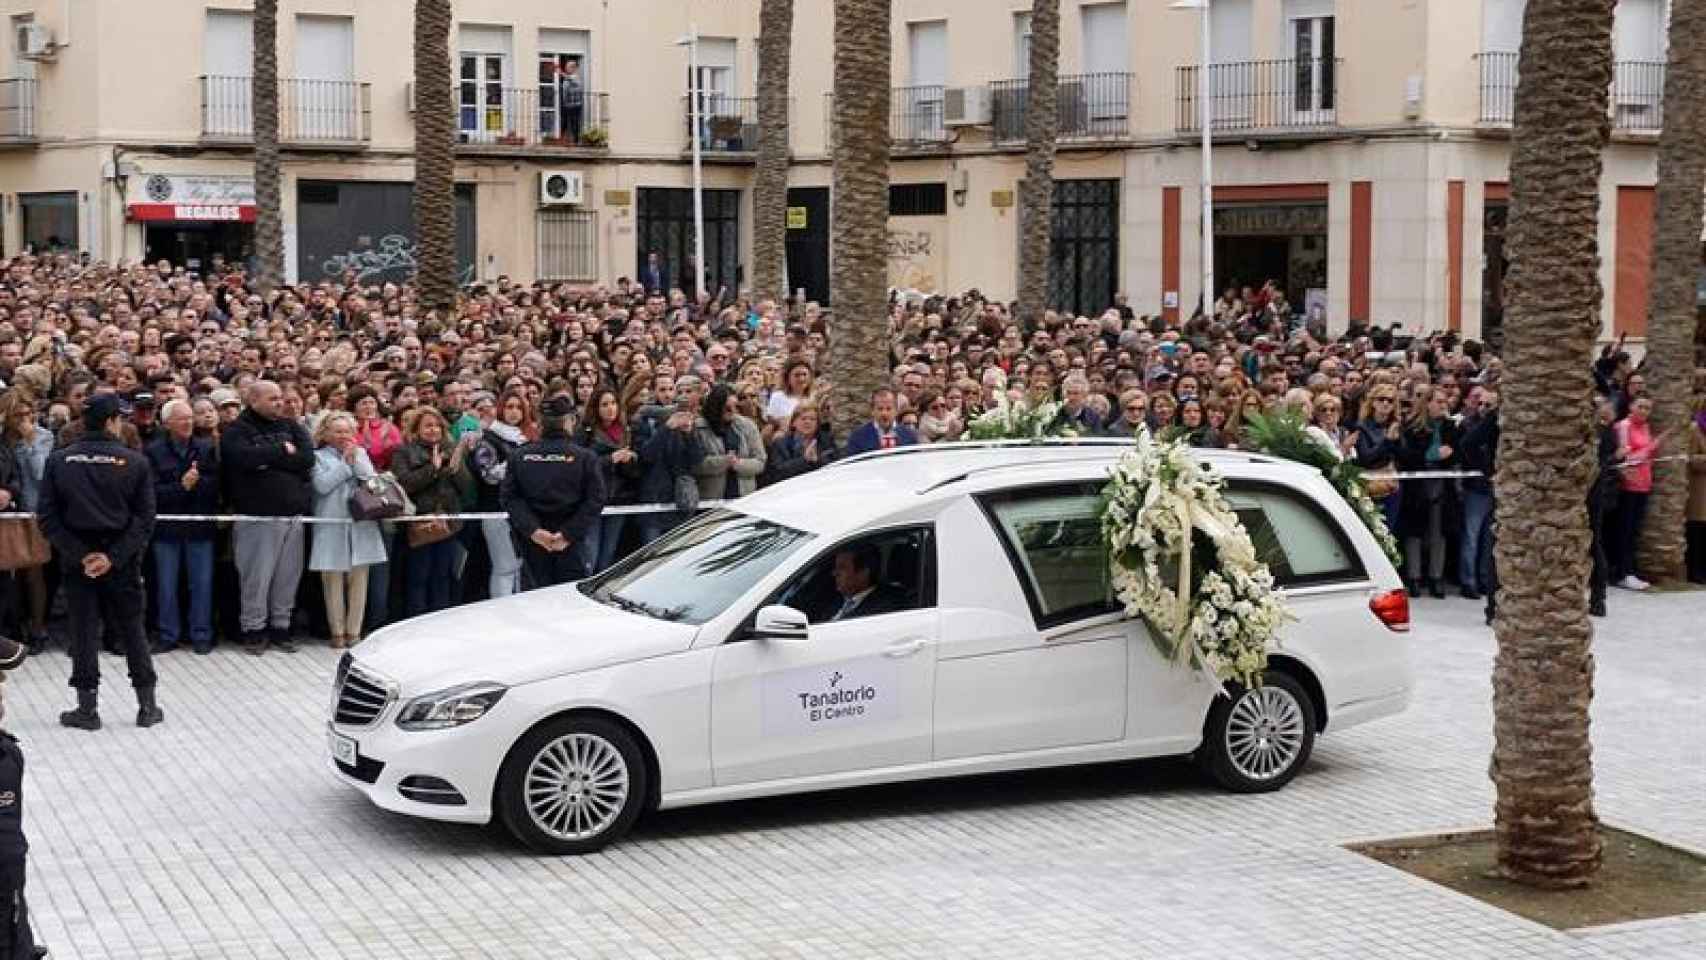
[827,0,892,443]
[413,0,458,313]
[751,0,795,306]
[1016,0,1060,326]
[1636,0,1706,583]
[251,0,283,296]
[1490,0,1616,889]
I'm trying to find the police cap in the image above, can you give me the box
[540,395,576,420]
[83,393,127,430]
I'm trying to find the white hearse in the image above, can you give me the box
[329,441,1413,853]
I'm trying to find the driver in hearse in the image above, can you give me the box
[825,545,910,622]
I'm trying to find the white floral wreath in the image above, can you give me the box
[1100,428,1292,690]
[966,393,1078,441]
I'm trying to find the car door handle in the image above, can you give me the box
[882,637,929,658]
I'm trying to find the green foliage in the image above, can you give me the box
[1241,411,1404,567]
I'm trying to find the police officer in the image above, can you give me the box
[501,395,606,588]
[37,394,162,731]
[0,636,46,960]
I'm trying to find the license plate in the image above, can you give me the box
[329,728,358,767]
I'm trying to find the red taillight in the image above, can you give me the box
[1369,589,1410,632]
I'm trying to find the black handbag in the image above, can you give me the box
[349,473,407,522]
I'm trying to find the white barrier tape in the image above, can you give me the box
[0,500,733,524]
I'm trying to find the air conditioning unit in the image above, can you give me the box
[405,81,416,113]
[943,85,992,127]
[16,23,53,60]
[539,169,585,206]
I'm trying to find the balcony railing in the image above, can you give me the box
[1475,51,1518,124]
[0,78,36,141]
[456,86,611,148]
[1611,59,1664,131]
[893,85,949,145]
[991,72,1133,143]
[1175,58,1340,133]
[1476,53,1666,132]
[682,94,760,152]
[200,75,372,145]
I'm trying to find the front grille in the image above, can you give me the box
[333,653,394,727]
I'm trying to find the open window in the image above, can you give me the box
[765,526,936,627]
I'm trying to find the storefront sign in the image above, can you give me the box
[127,174,256,222]
[127,204,256,223]
[1213,203,1327,237]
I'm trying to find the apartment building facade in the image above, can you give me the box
[0,0,1679,340]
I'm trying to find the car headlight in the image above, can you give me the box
[395,682,508,731]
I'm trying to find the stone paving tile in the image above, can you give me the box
[4,588,1702,959]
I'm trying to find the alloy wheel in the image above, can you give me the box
[524,732,631,842]
[1223,685,1307,782]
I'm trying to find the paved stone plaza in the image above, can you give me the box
[5,590,1702,960]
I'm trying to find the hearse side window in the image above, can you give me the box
[1223,482,1363,586]
[981,485,1116,626]
[766,527,936,626]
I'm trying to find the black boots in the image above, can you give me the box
[59,689,101,731]
[242,630,269,656]
[1428,579,1446,600]
[136,686,164,728]
[270,626,298,654]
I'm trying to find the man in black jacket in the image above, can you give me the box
[37,394,162,730]
[502,395,607,588]
[220,381,314,655]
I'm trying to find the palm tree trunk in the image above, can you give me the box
[751,0,795,306]
[1490,0,1615,889]
[251,0,282,295]
[1016,0,1060,326]
[827,0,892,444]
[1636,0,1706,584]
[413,0,458,313]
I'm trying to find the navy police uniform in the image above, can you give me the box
[0,725,37,959]
[501,400,607,588]
[36,395,159,729]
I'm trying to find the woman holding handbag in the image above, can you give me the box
[0,391,52,649]
[309,412,387,648]
[393,407,474,618]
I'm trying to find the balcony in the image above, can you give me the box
[455,86,611,150]
[990,72,1133,144]
[200,75,372,147]
[1476,52,1665,132]
[1175,58,1340,134]
[0,78,36,143]
[1611,60,1664,132]
[893,85,950,147]
[682,95,761,153]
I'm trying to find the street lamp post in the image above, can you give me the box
[676,25,708,301]
[1171,0,1214,316]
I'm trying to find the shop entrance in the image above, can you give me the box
[144,222,253,272]
[1212,203,1328,308]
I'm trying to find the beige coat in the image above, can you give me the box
[1688,425,1706,523]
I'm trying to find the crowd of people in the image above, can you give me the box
[0,255,1701,658]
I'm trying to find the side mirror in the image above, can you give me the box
[752,604,809,642]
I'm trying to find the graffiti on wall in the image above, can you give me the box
[887,218,945,293]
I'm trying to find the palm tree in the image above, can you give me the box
[412,0,457,312]
[250,0,282,295]
[1636,0,1706,584]
[1489,0,1616,888]
[1016,0,1060,326]
[751,0,795,306]
[826,0,892,443]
